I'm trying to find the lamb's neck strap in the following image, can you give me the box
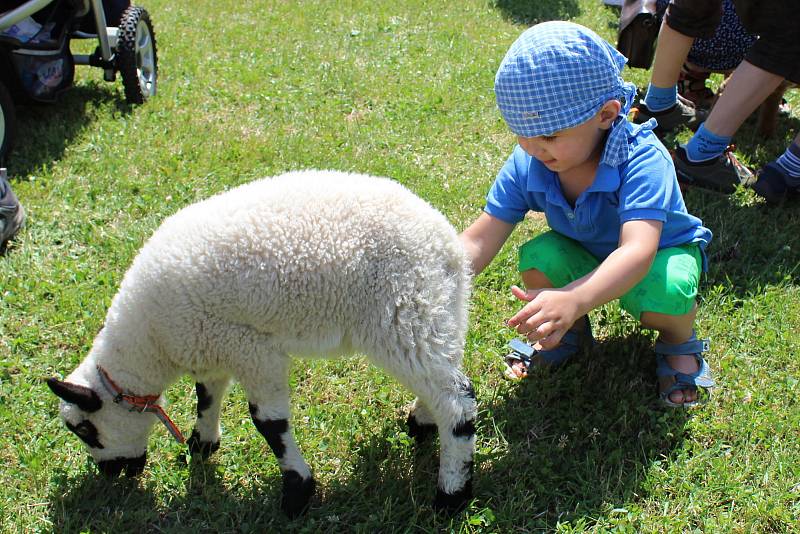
[96,365,186,444]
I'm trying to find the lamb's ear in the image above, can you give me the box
[46,378,103,413]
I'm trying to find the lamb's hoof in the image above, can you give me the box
[280,470,316,518]
[433,481,472,514]
[406,414,437,442]
[187,429,220,459]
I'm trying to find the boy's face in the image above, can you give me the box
[516,101,620,174]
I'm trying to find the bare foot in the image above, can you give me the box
[659,353,700,404]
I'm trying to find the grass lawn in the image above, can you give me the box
[1,0,799,531]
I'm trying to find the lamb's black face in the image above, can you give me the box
[66,420,104,449]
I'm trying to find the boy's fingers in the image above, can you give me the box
[538,329,566,349]
[506,300,541,328]
[511,285,540,302]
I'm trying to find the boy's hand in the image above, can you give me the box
[507,286,583,349]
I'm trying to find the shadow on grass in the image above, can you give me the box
[492,0,582,26]
[683,188,800,297]
[48,454,284,532]
[317,331,690,529]
[5,81,127,178]
[48,335,690,532]
[465,332,690,528]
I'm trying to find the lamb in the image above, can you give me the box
[47,170,476,516]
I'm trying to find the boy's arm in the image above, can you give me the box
[460,212,516,276]
[507,219,662,347]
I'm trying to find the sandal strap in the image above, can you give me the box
[656,353,715,389]
[654,331,710,356]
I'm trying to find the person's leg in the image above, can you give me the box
[635,0,721,132]
[775,134,800,185]
[645,24,695,111]
[684,61,784,162]
[673,61,784,192]
[619,244,712,405]
[698,61,784,139]
[506,231,597,378]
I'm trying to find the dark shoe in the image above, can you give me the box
[752,162,799,205]
[0,168,25,253]
[673,145,756,194]
[632,95,708,134]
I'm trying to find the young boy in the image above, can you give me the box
[460,21,714,407]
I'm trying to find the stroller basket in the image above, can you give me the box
[10,45,73,101]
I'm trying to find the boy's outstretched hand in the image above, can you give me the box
[506,286,584,349]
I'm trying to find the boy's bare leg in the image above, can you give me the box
[640,305,699,404]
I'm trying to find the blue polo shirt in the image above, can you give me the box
[485,122,712,261]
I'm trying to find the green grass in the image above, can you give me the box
[2,0,799,531]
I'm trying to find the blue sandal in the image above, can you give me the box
[655,331,715,408]
[503,319,593,380]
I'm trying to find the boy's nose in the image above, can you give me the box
[518,137,546,159]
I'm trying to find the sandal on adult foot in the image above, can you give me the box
[502,319,593,380]
[655,331,715,408]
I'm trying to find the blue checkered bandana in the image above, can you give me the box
[495,21,644,167]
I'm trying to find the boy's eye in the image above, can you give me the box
[541,135,556,142]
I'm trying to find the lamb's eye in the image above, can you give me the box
[66,420,104,449]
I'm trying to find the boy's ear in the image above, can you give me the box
[598,100,622,128]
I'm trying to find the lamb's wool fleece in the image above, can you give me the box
[52,170,476,514]
[88,170,470,388]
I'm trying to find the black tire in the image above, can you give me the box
[0,81,15,164]
[116,6,158,105]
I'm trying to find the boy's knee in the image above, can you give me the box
[520,269,553,290]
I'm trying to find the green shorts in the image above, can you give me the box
[518,231,703,320]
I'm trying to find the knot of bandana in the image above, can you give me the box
[494,21,649,167]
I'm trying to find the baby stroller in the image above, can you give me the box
[0,0,157,160]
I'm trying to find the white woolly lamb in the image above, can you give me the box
[48,170,476,516]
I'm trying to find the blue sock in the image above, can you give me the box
[776,142,800,186]
[685,123,731,163]
[644,84,678,112]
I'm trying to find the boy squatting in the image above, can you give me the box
[459,21,714,407]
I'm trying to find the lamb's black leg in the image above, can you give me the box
[248,402,315,518]
[188,377,230,458]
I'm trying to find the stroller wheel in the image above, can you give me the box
[0,82,15,163]
[116,6,158,105]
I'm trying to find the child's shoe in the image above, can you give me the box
[655,331,715,408]
[503,318,593,380]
